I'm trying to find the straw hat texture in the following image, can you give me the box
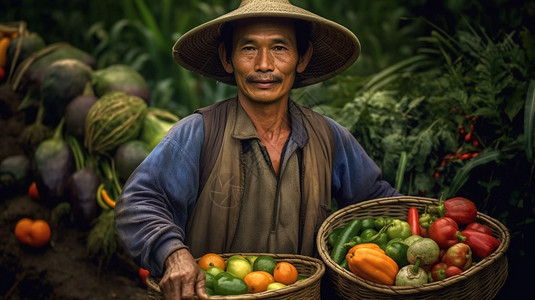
[172,0,361,88]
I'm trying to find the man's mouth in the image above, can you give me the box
[246,74,282,85]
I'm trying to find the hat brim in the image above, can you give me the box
[172,1,360,88]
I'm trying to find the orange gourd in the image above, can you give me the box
[346,243,399,285]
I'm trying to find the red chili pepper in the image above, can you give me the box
[428,217,466,249]
[408,207,422,236]
[430,262,463,282]
[460,229,500,259]
[465,222,493,236]
[464,132,472,142]
[459,153,472,160]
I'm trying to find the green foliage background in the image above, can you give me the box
[2,0,535,296]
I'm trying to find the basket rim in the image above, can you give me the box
[316,195,510,295]
[148,253,325,299]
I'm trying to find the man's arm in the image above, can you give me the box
[327,117,401,208]
[114,113,204,277]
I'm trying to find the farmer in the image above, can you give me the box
[115,0,400,299]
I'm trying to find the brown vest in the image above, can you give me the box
[185,98,334,258]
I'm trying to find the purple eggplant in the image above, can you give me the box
[67,167,101,229]
[33,137,74,206]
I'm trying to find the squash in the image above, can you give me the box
[346,243,399,285]
[6,32,46,73]
[84,91,147,155]
[92,64,150,104]
[114,139,151,184]
[40,58,93,127]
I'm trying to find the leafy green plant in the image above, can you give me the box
[84,0,237,116]
[303,21,535,247]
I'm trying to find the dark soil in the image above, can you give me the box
[0,83,147,300]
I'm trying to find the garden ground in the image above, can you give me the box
[0,83,146,300]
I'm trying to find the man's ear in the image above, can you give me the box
[219,42,233,74]
[296,41,313,73]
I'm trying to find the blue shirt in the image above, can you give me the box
[115,112,400,276]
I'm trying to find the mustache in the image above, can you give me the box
[246,73,282,83]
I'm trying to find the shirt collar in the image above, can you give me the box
[231,98,309,148]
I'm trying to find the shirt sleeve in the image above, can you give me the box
[114,113,204,277]
[327,117,401,208]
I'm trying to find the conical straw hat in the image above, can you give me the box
[172,0,360,88]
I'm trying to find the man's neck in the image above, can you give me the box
[238,95,291,176]
[237,96,290,138]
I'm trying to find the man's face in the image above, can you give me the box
[220,18,311,104]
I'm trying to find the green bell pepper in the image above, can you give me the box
[419,212,437,229]
[386,219,412,240]
[360,228,378,240]
[360,217,376,231]
[357,226,390,250]
[366,232,389,250]
[343,235,362,250]
[340,258,350,271]
[374,217,394,231]
[386,237,403,248]
[385,241,410,268]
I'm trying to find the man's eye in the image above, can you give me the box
[242,46,255,51]
[273,46,286,51]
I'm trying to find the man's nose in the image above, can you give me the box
[255,48,274,72]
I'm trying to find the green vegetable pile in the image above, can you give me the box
[1,34,181,272]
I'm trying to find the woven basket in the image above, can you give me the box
[316,196,510,300]
[147,253,325,299]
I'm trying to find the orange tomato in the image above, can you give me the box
[138,267,149,286]
[14,218,51,247]
[198,253,226,271]
[244,271,271,293]
[273,262,298,285]
[28,182,40,201]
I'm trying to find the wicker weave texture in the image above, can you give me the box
[147,253,325,300]
[316,196,510,300]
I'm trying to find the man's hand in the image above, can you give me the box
[159,248,208,300]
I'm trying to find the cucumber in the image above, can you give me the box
[330,219,362,265]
